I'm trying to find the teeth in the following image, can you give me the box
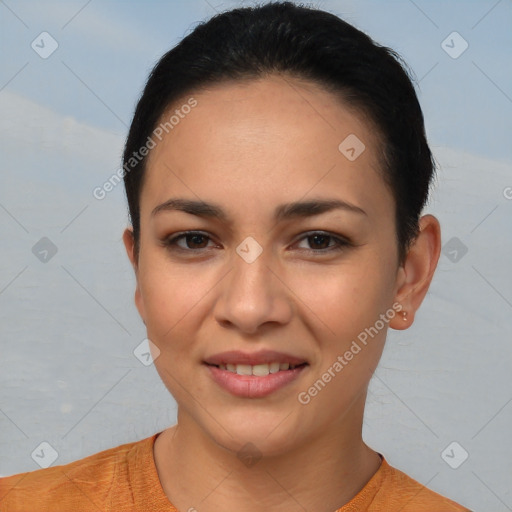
[236,364,252,376]
[252,364,270,377]
[269,362,280,374]
[217,362,303,376]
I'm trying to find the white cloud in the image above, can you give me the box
[0,89,123,168]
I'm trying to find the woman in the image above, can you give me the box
[0,2,472,510]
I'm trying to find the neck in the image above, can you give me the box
[154,394,381,512]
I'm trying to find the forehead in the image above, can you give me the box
[141,74,392,221]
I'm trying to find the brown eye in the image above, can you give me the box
[164,231,214,251]
[295,232,350,253]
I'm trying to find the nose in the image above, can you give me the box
[213,247,293,335]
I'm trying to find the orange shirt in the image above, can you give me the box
[0,432,471,511]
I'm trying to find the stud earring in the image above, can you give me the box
[401,311,408,321]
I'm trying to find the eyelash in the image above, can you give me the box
[162,230,351,255]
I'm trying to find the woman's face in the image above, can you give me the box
[125,74,409,455]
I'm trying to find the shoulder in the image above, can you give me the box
[373,458,472,511]
[0,435,155,512]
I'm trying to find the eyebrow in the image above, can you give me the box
[151,197,367,222]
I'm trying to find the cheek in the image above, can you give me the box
[292,265,392,416]
[288,258,392,339]
[137,252,202,342]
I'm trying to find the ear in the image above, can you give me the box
[389,214,442,330]
[122,227,146,324]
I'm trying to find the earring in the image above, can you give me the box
[401,311,408,321]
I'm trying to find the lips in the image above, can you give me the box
[203,350,309,398]
[203,350,308,367]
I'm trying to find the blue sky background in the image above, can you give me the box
[1,2,511,511]
[1,0,512,161]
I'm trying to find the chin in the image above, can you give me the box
[201,408,303,458]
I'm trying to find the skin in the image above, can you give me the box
[123,73,441,512]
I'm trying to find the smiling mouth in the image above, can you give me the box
[205,362,308,377]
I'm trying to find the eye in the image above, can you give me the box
[163,231,216,251]
[294,231,351,253]
[162,230,351,254]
